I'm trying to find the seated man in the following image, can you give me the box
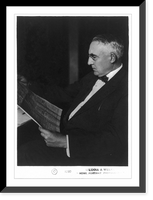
[18,34,128,166]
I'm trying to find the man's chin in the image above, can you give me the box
[93,71,98,76]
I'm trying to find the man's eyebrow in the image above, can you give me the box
[89,53,98,58]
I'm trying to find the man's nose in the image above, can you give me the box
[88,57,93,65]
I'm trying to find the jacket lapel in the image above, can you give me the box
[72,80,116,118]
[65,75,97,115]
[66,67,127,120]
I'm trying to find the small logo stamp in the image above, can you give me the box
[51,168,58,175]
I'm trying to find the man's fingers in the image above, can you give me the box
[44,140,56,147]
[38,127,65,148]
[38,127,52,135]
[40,132,52,140]
[40,132,48,139]
[40,132,54,141]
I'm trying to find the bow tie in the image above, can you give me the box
[98,75,108,83]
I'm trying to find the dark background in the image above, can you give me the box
[17,16,128,87]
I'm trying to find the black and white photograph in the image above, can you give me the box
[5,4,146,193]
[17,16,128,168]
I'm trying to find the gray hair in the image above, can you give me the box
[92,34,124,60]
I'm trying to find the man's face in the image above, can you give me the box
[88,41,113,77]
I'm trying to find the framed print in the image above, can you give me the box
[4,2,146,193]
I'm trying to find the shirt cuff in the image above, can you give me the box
[66,135,70,157]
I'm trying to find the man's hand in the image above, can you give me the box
[18,75,30,86]
[39,127,67,148]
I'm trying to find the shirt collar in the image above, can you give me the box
[106,64,123,81]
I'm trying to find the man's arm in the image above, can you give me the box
[28,79,82,109]
[64,95,128,159]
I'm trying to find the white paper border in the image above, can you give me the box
[6,6,140,187]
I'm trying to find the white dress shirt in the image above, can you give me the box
[66,65,123,157]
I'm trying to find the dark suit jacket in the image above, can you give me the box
[30,66,128,166]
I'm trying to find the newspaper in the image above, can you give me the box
[17,81,62,133]
[17,106,31,127]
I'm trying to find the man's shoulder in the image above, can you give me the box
[81,71,95,82]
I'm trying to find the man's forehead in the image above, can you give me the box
[89,41,111,55]
[89,41,105,53]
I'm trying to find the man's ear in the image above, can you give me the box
[110,52,117,63]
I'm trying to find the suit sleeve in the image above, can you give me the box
[29,72,94,108]
[28,79,82,108]
[65,95,128,160]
